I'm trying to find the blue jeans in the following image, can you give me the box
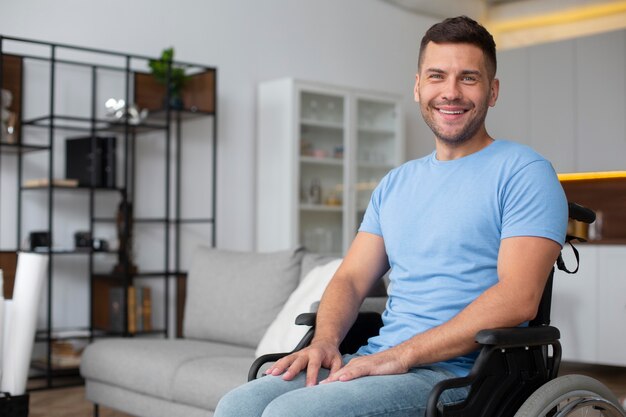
[214,355,468,417]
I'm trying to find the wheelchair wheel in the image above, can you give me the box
[514,374,626,417]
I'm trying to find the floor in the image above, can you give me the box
[27,362,626,417]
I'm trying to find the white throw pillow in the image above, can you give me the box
[255,258,342,357]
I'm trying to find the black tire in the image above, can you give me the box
[514,374,625,417]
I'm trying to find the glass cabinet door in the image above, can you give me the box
[298,91,346,255]
[354,98,400,231]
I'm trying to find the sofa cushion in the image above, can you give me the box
[255,258,342,357]
[172,356,253,411]
[183,246,304,348]
[300,252,339,282]
[80,338,255,401]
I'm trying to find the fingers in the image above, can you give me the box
[322,361,363,384]
[265,354,301,377]
[305,352,322,387]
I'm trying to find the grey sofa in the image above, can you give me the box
[80,246,386,417]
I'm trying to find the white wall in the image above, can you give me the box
[0,0,437,251]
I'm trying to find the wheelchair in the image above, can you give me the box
[249,203,626,417]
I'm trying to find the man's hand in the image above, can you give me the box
[265,340,343,387]
[321,348,410,384]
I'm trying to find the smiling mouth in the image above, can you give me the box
[437,108,467,115]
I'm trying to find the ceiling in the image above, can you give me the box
[381,0,626,48]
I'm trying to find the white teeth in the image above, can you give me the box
[439,109,464,115]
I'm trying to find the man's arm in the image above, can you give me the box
[264,232,389,386]
[322,235,561,383]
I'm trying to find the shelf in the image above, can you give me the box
[300,118,344,130]
[300,155,343,166]
[2,39,217,391]
[560,172,626,243]
[21,184,125,192]
[357,126,396,136]
[25,248,116,255]
[22,114,169,134]
[300,203,343,212]
[148,108,216,120]
[35,328,94,342]
[134,70,215,114]
[93,270,180,280]
[0,141,49,153]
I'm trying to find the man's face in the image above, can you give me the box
[414,42,499,146]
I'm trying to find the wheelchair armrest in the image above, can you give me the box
[426,325,562,417]
[247,352,291,381]
[247,313,318,381]
[475,325,560,348]
[295,312,317,326]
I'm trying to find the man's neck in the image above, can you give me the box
[434,134,494,161]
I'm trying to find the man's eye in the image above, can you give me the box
[462,76,477,82]
[429,74,443,79]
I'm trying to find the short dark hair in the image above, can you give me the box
[418,16,497,79]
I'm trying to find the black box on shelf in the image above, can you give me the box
[29,231,50,251]
[65,136,116,188]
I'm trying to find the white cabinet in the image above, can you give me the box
[575,30,626,172]
[553,245,626,366]
[528,39,576,173]
[491,29,626,173]
[256,79,404,255]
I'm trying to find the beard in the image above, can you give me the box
[421,98,490,146]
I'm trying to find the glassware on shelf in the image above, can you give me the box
[307,178,322,204]
[324,191,342,207]
[307,99,319,120]
[303,227,333,254]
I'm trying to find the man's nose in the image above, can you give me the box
[441,79,462,101]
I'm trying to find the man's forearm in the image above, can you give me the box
[312,275,366,347]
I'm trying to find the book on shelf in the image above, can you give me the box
[109,287,125,332]
[126,285,152,334]
[142,286,152,331]
[127,286,136,333]
[23,178,79,188]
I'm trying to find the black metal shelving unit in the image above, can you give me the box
[0,35,217,389]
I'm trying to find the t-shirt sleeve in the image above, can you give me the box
[358,177,385,237]
[501,160,568,246]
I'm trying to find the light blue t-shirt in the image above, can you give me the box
[356,140,568,376]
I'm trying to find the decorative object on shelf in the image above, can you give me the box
[325,191,342,207]
[0,89,17,144]
[113,200,137,275]
[28,231,50,252]
[23,178,78,188]
[74,231,92,249]
[65,136,116,188]
[307,178,322,204]
[148,47,188,109]
[104,98,148,125]
[300,139,312,156]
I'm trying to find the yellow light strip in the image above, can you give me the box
[488,1,626,33]
[558,171,626,182]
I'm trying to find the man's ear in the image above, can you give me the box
[489,78,500,107]
[414,74,420,103]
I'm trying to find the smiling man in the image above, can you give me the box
[215,16,568,417]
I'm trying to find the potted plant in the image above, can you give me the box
[149,47,188,109]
